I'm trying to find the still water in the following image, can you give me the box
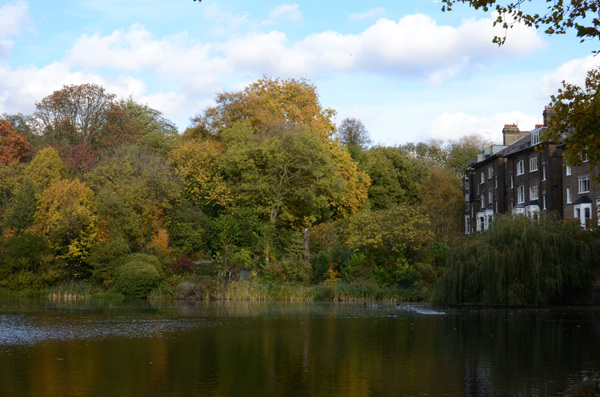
[0,299,599,397]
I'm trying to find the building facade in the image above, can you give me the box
[465,107,599,233]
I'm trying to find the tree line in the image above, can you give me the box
[0,78,487,298]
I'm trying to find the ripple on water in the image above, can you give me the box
[0,314,222,346]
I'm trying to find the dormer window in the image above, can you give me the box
[531,131,540,146]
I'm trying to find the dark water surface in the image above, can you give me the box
[0,299,599,396]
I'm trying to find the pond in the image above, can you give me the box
[0,299,599,396]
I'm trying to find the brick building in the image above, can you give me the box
[465,107,599,233]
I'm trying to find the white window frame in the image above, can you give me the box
[488,191,493,206]
[529,157,538,172]
[517,160,524,175]
[510,174,514,189]
[566,187,572,204]
[488,166,493,180]
[531,131,540,146]
[543,194,546,210]
[530,185,539,200]
[566,165,571,176]
[481,194,485,208]
[542,165,547,181]
[481,172,485,184]
[579,175,590,193]
[517,185,525,204]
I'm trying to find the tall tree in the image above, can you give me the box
[33,83,138,149]
[337,117,371,150]
[186,76,337,140]
[120,98,179,154]
[23,147,67,193]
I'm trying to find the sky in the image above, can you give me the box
[1,0,599,146]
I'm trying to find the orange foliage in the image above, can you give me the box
[0,120,31,164]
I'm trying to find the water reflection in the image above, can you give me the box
[0,300,599,396]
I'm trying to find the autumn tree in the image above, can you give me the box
[186,76,337,140]
[86,145,180,252]
[0,120,31,164]
[33,83,139,149]
[547,67,600,169]
[31,178,98,278]
[337,118,371,150]
[185,76,369,219]
[169,139,232,214]
[23,147,67,193]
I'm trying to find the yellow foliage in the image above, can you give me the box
[170,140,233,211]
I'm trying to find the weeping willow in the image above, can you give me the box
[433,213,592,305]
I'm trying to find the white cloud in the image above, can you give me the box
[67,24,226,77]
[423,111,540,143]
[268,4,302,24]
[0,1,33,59]
[540,54,600,97]
[0,1,33,37]
[349,8,387,22]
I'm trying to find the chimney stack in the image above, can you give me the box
[543,106,556,127]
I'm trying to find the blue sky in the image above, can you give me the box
[1,0,599,146]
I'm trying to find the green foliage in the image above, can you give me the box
[166,199,211,258]
[433,214,593,306]
[112,254,163,298]
[362,146,421,208]
[0,232,52,275]
[3,179,37,231]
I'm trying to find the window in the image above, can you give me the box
[579,175,590,193]
[481,194,485,208]
[517,185,525,204]
[542,165,547,181]
[481,172,485,184]
[566,187,572,204]
[488,191,493,206]
[517,160,524,175]
[488,166,493,180]
[581,150,589,163]
[510,174,514,189]
[531,131,540,146]
[543,194,546,210]
[530,185,538,200]
[494,175,498,189]
[529,157,538,172]
[566,165,571,176]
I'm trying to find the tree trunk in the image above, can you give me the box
[303,228,310,264]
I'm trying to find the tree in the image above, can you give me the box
[220,122,340,229]
[547,67,600,169]
[86,145,180,252]
[169,139,232,214]
[362,146,422,209]
[440,0,600,46]
[420,167,464,242]
[23,147,67,193]
[337,118,371,150]
[120,98,179,154]
[31,178,98,278]
[33,83,139,149]
[445,135,489,177]
[186,76,337,140]
[0,120,31,164]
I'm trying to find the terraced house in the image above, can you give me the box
[464,107,600,233]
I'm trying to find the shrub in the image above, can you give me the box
[111,254,163,298]
[113,260,161,298]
